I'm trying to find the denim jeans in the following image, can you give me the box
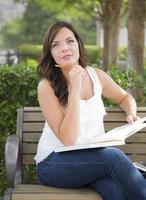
[36,147,146,200]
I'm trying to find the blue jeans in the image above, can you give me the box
[36,147,146,200]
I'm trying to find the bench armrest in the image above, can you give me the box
[5,134,20,187]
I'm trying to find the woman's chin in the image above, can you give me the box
[57,63,76,69]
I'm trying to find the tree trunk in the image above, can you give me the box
[128,0,145,74]
[102,0,122,71]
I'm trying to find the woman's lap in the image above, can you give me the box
[37,147,146,199]
[36,147,129,187]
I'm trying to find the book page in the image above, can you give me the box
[55,140,125,153]
[133,162,146,172]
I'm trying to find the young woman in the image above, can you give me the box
[35,21,146,200]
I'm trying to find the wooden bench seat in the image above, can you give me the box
[10,184,102,200]
[4,107,146,200]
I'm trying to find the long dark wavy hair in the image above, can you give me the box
[37,21,88,106]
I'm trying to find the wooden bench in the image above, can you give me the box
[4,107,146,200]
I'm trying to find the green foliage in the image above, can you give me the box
[85,45,102,65]
[19,0,59,44]
[18,44,42,61]
[0,64,40,196]
[118,47,127,61]
[133,69,146,106]
[107,65,136,89]
[101,66,137,107]
[0,19,23,48]
[0,0,98,48]
[0,64,39,136]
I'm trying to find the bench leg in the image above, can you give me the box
[4,188,13,200]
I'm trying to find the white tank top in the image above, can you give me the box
[34,66,106,164]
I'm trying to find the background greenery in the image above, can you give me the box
[17,44,130,65]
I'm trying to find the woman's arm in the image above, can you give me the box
[38,66,83,146]
[96,69,139,123]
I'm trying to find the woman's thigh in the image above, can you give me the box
[36,147,128,187]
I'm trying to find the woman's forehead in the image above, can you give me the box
[52,27,75,42]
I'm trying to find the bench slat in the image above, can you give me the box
[12,193,101,200]
[24,113,44,122]
[105,107,146,112]
[23,122,146,132]
[104,112,146,121]
[23,123,45,132]
[104,123,146,131]
[23,132,146,142]
[22,143,146,154]
[23,112,146,122]
[24,107,41,111]
[12,185,102,200]
[13,184,99,194]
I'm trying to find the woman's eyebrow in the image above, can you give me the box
[52,36,74,43]
[52,40,59,44]
[66,36,74,40]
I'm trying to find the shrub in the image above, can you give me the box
[85,45,102,65]
[18,44,42,61]
[17,44,103,65]
[0,64,40,196]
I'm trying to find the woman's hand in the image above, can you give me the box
[126,114,140,124]
[69,65,83,92]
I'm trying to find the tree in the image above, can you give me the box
[101,0,122,70]
[127,0,145,74]
[17,0,60,44]
[1,0,96,48]
[68,0,123,70]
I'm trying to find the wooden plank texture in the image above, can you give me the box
[12,193,102,200]
[12,185,102,200]
[23,123,44,132]
[13,184,100,194]
[24,112,44,122]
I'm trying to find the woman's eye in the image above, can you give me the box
[68,39,74,43]
[52,43,58,48]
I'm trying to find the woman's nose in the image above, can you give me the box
[61,43,69,51]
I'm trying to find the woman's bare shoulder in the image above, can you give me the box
[38,79,53,94]
[94,68,107,78]
[94,68,107,88]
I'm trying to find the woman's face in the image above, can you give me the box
[51,27,80,68]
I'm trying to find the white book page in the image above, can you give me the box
[133,162,146,172]
[55,140,125,153]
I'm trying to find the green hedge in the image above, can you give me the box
[17,44,129,65]
[18,44,42,61]
[18,44,103,64]
[0,64,146,197]
[17,44,146,69]
[0,64,40,196]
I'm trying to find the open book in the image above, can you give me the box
[55,117,146,153]
[133,162,146,172]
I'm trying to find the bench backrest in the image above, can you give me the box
[17,107,146,167]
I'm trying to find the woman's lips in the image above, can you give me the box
[62,54,72,59]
